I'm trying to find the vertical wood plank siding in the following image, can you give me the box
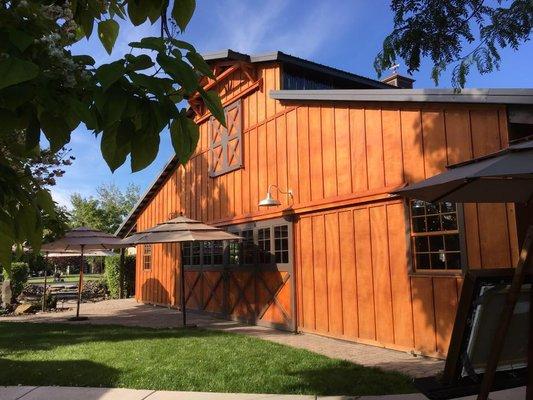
[134,62,517,357]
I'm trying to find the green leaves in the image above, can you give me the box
[130,131,160,172]
[187,51,214,78]
[170,112,200,164]
[96,61,125,91]
[0,57,39,90]
[98,19,120,55]
[172,0,196,31]
[101,122,131,172]
[8,29,34,52]
[39,113,71,152]
[129,37,165,52]
[199,89,226,127]
[157,53,198,92]
[125,54,154,71]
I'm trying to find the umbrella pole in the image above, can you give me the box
[72,244,85,320]
[180,242,186,327]
[41,252,48,312]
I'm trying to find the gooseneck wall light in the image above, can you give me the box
[258,185,293,207]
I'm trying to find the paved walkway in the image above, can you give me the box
[3,299,442,378]
[0,386,525,400]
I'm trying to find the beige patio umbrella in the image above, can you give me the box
[41,227,125,320]
[121,215,241,327]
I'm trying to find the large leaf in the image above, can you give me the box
[172,0,196,31]
[170,112,199,164]
[128,72,172,96]
[130,131,160,172]
[35,190,55,215]
[199,88,226,126]
[129,37,165,52]
[96,61,125,91]
[102,86,128,127]
[127,0,152,26]
[157,53,198,92]
[8,29,34,52]
[69,97,98,129]
[186,51,214,78]
[98,19,120,55]
[39,113,71,152]
[101,122,131,172]
[125,54,154,71]
[0,57,39,90]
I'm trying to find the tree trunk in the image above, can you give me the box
[1,279,12,308]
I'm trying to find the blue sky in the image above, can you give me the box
[51,0,533,208]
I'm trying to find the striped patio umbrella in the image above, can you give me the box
[41,227,125,320]
[121,216,241,327]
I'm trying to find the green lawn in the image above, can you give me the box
[28,274,103,284]
[0,323,414,396]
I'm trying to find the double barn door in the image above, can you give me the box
[182,219,295,331]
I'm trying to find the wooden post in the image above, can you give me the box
[477,226,533,400]
[119,248,125,299]
[75,245,84,319]
[41,252,48,312]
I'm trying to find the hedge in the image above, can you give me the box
[104,255,135,299]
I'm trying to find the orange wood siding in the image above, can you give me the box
[134,61,517,356]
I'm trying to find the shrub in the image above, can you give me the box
[105,255,135,299]
[105,256,120,299]
[11,262,29,300]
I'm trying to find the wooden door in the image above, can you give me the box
[182,218,295,331]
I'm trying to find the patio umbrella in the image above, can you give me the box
[41,227,125,320]
[121,215,241,327]
[392,139,533,203]
[391,139,533,399]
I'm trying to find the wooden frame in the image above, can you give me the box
[208,100,243,177]
[406,200,467,276]
[142,244,152,270]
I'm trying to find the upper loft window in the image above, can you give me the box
[209,100,242,177]
[409,200,463,273]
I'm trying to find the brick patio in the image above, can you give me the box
[2,298,443,379]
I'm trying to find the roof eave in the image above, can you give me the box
[270,88,533,104]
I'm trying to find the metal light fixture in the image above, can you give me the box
[258,185,293,207]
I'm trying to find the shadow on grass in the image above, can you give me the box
[0,359,120,388]
[282,362,415,396]
[0,322,224,354]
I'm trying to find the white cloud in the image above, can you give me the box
[201,0,352,59]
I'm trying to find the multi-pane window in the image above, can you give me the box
[143,244,152,270]
[274,225,289,263]
[179,222,290,267]
[182,242,191,265]
[241,230,255,264]
[257,228,272,263]
[191,242,201,265]
[410,200,462,272]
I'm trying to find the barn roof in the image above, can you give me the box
[202,50,393,89]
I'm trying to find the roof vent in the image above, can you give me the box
[381,73,415,89]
